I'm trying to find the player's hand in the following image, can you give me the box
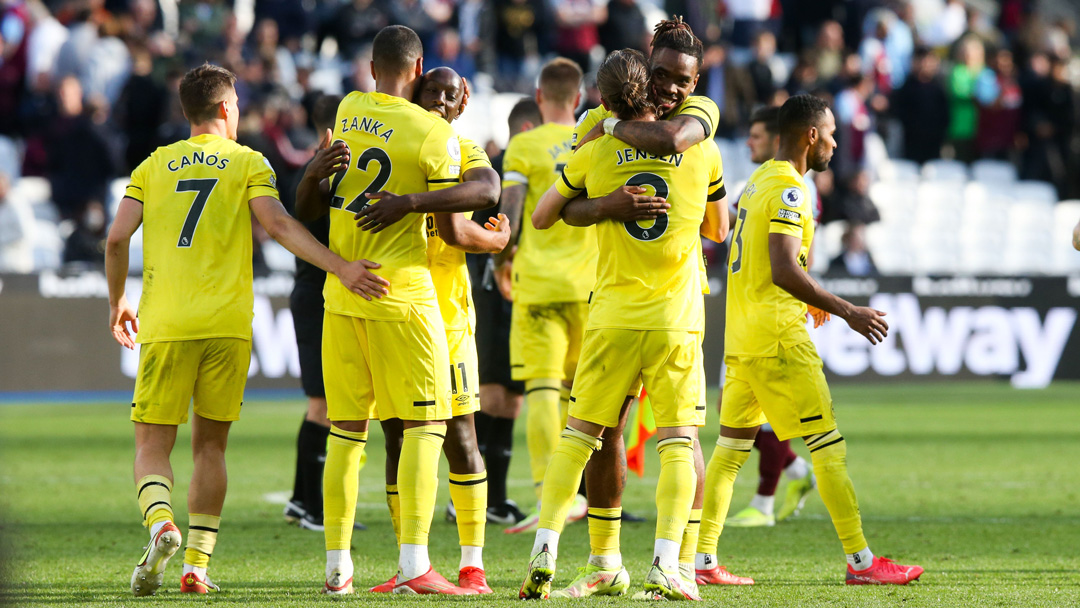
[355,191,414,232]
[485,213,511,252]
[844,306,888,345]
[579,122,605,148]
[337,259,390,301]
[306,128,350,181]
[109,296,139,350]
[600,186,669,222]
[459,77,471,116]
[494,252,514,301]
[807,304,831,328]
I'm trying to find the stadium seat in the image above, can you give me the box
[10,176,51,206]
[1007,200,1055,234]
[877,158,920,183]
[817,220,846,268]
[971,159,1017,185]
[1050,201,1080,273]
[868,181,914,224]
[911,229,960,274]
[866,221,912,274]
[921,159,968,182]
[262,240,297,273]
[1001,232,1053,275]
[32,219,63,271]
[1009,180,1058,205]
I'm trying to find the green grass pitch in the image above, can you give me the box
[1,381,1078,606]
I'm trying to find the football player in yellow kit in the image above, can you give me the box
[704,93,923,586]
[369,66,509,595]
[106,64,387,597]
[520,49,727,601]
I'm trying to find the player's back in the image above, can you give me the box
[504,122,596,304]
[326,91,461,321]
[725,159,815,357]
[567,136,723,331]
[130,134,278,343]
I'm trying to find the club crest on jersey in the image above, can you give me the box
[781,187,803,208]
[447,137,461,162]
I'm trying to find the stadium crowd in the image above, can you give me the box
[0,0,1079,273]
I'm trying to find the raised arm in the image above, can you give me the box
[250,195,389,300]
[105,197,144,349]
[768,233,887,344]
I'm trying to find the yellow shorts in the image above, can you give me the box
[720,341,836,441]
[448,328,480,417]
[510,301,588,381]
[131,338,251,425]
[570,328,704,429]
[322,307,451,423]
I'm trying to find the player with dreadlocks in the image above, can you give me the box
[522,17,750,599]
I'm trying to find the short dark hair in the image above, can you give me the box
[778,94,829,143]
[651,16,703,68]
[596,49,654,119]
[372,25,423,76]
[538,57,583,106]
[749,105,780,137]
[179,63,236,125]
[508,98,541,134]
[312,94,342,133]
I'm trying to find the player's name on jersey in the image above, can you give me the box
[166,151,231,172]
[339,114,395,143]
[613,147,684,167]
[547,140,572,160]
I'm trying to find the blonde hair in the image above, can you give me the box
[538,57,583,106]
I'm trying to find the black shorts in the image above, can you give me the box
[472,283,523,393]
[290,283,325,398]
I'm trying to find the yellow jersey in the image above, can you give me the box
[725,159,815,357]
[555,136,725,331]
[502,123,597,304]
[425,136,492,331]
[572,96,723,297]
[571,95,721,151]
[325,91,461,321]
[124,133,278,343]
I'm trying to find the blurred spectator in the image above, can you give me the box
[785,54,820,96]
[599,0,647,55]
[859,7,913,92]
[551,0,605,71]
[387,0,448,50]
[0,0,30,135]
[495,0,544,92]
[254,0,311,43]
[457,0,493,74]
[54,9,131,107]
[1020,55,1075,197]
[812,20,844,82]
[747,30,783,104]
[0,170,25,271]
[45,75,115,220]
[922,0,967,50]
[320,0,390,61]
[892,47,949,164]
[62,199,106,265]
[724,0,780,49]
[834,73,875,179]
[431,27,476,80]
[974,48,1022,160]
[827,223,878,277]
[115,45,167,171]
[697,44,756,138]
[24,1,67,90]
[946,35,986,162]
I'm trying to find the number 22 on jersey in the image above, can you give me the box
[327,141,394,213]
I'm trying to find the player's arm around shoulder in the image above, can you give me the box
[435,163,509,254]
[608,96,716,156]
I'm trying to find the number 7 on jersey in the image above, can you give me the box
[175,178,218,248]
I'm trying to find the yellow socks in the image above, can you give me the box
[537,427,600,532]
[398,426,446,546]
[655,437,695,544]
[696,436,753,556]
[183,513,220,569]
[386,484,401,546]
[806,430,868,555]
[525,379,563,501]
[323,426,368,551]
[588,507,622,559]
[137,475,174,529]
[448,471,487,550]
[680,508,702,567]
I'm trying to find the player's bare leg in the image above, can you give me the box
[550,398,634,598]
[322,418,369,595]
[131,423,181,596]
[444,414,493,593]
[180,415,231,593]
